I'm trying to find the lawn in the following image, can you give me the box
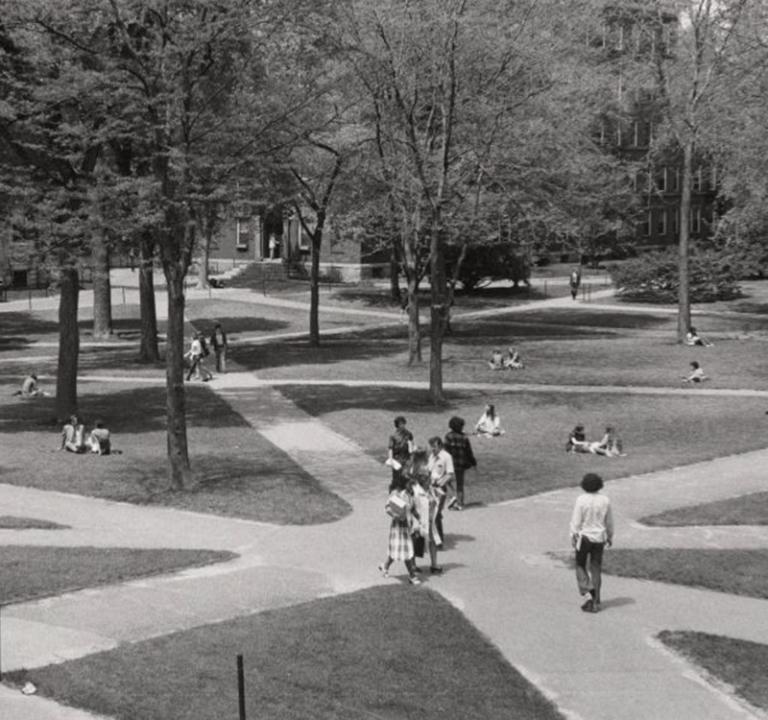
[605,549,768,599]
[659,631,768,712]
[641,492,768,526]
[0,516,67,530]
[275,385,768,502]
[5,585,564,720]
[0,546,235,605]
[0,382,350,525]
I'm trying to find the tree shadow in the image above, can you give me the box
[0,385,250,434]
[188,316,291,336]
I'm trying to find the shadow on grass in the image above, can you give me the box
[0,385,250,433]
[187,315,291,335]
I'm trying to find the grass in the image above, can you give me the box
[641,492,768,526]
[659,631,768,712]
[0,546,236,605]
[0,382,351,525]
[5,585,564,720]
[605,548,768,599]
[275,385,768,503]
[0,516,68,530]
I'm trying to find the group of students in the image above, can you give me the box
[566,424,625,457]
[60,414,112,455]
[381,415,478,584]
[488,346,524,371]
[185,323,228,382]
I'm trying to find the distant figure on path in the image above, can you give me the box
[444,416,476,511]
[475,403,504,437]
[682,360,707,384]
[185,333,212,382]
[386,416,414,491]
[87,420,111,455]
[566,424,590,453]
[569,267,581,301]
[570,472,614,613]
[12,374,48,398]
[488,349,504,370]
[268,234,278,260]
[61,414,86,453]
[379,474,420,585]
[210,322,228,373]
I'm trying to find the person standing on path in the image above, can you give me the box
[409,450,443,575]
[427,436,455,544]
[379,474,421,585]
[386,416,414,491]
[569,267,581,301]
[444,416,476,511]
[570,473,614,613]
[210,322,228,373]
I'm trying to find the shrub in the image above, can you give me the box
[609,249,741,303]
[447,242,531,291]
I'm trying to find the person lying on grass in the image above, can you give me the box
[503,347,524,369]
[565,424,591,453]
[682,360,708,384]
[589,426,626,457]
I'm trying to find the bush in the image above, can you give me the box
[609,249,741,303]
[448,242,531,291]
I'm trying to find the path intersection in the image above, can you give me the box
[1,289,767,719]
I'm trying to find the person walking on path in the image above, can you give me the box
[386,415,414,491]
[444,416,476,511]
[210,322,228,373]
[569,472,614,613]
[427,436,455,543]
[569,267,581,301]
[379,474,421,585]
[409,449,443,575]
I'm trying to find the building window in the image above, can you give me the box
[691,207,702,234]
[693,168,703,192]
[673,207,679,234]
[639,211,651,237]
[671,169,680,191]
[657,209,667,236]
[632,122,639,147]
[236,218,251,251]
[655,168,667,192]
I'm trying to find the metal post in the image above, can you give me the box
[237,654,246,720]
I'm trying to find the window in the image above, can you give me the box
[639,211,651,237]
[671,168,680,191]
[691,207,702,234]
[632,121,639,147]
[693,168,703,192]
[656,209,667,236]
[673,207,679,234]
[655,168,667,192]
[236,218,251,251]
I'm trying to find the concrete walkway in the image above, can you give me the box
[1,370,768,719]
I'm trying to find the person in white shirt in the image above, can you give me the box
[569,473,614,613]
[427,436,455,545]
[475,403,504,437]
[682,360,707,384]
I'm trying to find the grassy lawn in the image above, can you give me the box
[0,516,67,530]
[659,631,768,712]
[0,382,350,525]
[605,549,768,599]
[275,385,768,503]
[641,492,768,526]
[5,585,564,720]
[0,546,235,605]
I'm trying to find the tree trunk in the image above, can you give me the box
[389,238,401,302]
[309,232,322,347]
[407,275,421,365]
[55,265,80,421]
[428,225,447,404]
[164,261,192,490]
[138,235,160,363]
[677,139,693,342]
[92,235,112,340]
[196,212,212,290]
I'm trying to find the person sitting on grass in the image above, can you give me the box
[474,403,504,437]
[87,420,112,456]
[685,326,713,347]
[590,425,625,457]
[682,360,708,384]
[61,414,86,453]
[566,424,590,453]
[488,348,504,370]
[503,347,524,369]
[12,374,48,398]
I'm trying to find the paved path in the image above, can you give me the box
[2,370,768,719]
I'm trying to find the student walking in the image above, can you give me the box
[210,322,228,373]
[409,450,443,575]
[569,473,614,613]
[386,415,414,491]
[427,436,455,543]
[444,416,476,510]
[379,474,421,585]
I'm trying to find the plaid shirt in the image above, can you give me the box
[444,431,476,471]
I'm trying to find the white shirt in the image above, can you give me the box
[427,449,455,488]
[570,492,614,544]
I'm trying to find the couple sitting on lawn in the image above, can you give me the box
[566,424,625,457]
[488,346,524,371]
[61,415,112,455]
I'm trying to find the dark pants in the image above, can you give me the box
[575,537,605,604]
[455,467,465,505]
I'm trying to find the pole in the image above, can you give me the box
[122,287,126,305]
[237,653,246,720]
[1,604,3,682]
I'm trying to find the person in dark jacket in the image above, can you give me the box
[444,416,476,511]
[210,322,228,373]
